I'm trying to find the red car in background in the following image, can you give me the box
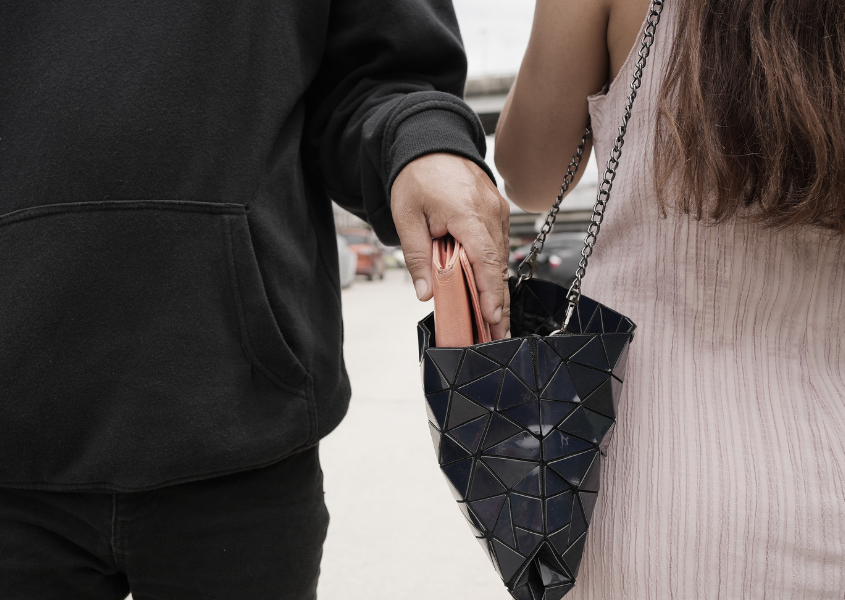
[340,228,385,280]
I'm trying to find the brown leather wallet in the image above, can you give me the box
[432,234,491,348]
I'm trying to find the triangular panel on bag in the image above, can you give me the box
[540,364,580,403]
[548,450,598,487]
[545,490,574,533]
[509,582,534,600]
[569,496,588,543]
[558,406,613,445]
[544,466,570,496]
[510,493,544,533]
[512,465,541,496]
[548,524,571,555]
[458,370,502,411]
[509,340,536,390]
[428,422,441,461]
[584,306,605,334]
[493,497,517,549]
[544,584,574,600]
[599,422,617,455]
[427,347,465,384]
[600,307,624,335]
[451,414,489,453]
[446,393,488,429]
[536,341,562,390]
[485,432,541,461]
[482,413,523,450]
[576,296,600,334]
[498,369,537,410]
[612,342,630,381]
[455,350,499,385]
[469,493,507,530]
[502,400,541,435]
[417,322,428,362]
[536,546,571,587]
[610,376,623,412]
[422,353,449,393]
[515,526,544,556]
[601,333,629,371]
[441,457,473,500]
[440,434,471,465]
[491,538,527,584]
[425,390,450,430]
[511,559,545,600]
[540,400,578,436]
[477,338,522,365]
[482,456,538,489]
[569,336,610,372]
[580,491,599,523]
[618,316,635,334]
[581,379,615,418]
[579,452,601,492]
[562,533,587,579]
[477,536,496,566]
[544,335,591,361]
[457,501,486,536]
[543,429,594,461]
[467,460,507,500]
[567,362,610,399]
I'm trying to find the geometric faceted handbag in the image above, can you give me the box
[416,3,664,598]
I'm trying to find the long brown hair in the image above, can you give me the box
[655,0,845,234]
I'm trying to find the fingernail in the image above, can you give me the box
[493,307,503,323]
[414,279,429,300]
[505,329,512,338]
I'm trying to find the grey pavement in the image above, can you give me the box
[317,268,511,600]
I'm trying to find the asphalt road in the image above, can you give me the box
[317,269,512,600]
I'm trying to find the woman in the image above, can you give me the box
[496,0,845,598]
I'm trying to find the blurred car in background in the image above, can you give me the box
[509,232,585,287]
[380,245,407,269]
[340,228,385,280]
[336,234,358,289]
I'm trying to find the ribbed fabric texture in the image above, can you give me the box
[570,3,845,598]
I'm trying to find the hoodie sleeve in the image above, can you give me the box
[302,0,495,246]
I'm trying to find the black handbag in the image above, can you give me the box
[416,2,665,598]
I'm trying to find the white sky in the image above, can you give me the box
[452,0,536,78]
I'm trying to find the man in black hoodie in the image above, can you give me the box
[0,0,510,598]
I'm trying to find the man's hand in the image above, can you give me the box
[391,153,511,340]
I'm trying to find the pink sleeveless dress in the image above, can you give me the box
[570,2,845,598]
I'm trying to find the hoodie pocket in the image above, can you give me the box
[0,200,310,400]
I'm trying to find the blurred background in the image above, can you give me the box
[317,2,600,600]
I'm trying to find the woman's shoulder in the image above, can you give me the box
[606,0,656,84]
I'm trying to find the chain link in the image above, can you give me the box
[516,126,592,285]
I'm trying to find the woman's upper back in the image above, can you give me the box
[586,0,845,363]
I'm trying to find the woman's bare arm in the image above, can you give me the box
[495,0,649,213]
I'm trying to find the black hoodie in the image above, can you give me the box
[0,0,492,491]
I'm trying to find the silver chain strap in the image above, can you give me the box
[516,0,665,333]
[515,125,592,284]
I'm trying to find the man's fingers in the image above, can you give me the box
[448,218,506,326]
[393,210,434,301]
[489,265,511,339]
[488,195,511,339]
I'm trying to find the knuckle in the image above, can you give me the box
[480,248,503,268]
[402,251,429,272]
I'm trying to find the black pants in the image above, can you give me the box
[0,446,329,600]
